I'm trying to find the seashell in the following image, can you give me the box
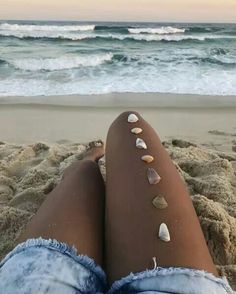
[158,223,170,242]
[128,113,139,123]
[147,168,161,184]
[141,155,154,163]
[152,196,168,209]
[136,138,147,149]
[131,127,143,135]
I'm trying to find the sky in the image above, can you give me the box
[0,0,236,23]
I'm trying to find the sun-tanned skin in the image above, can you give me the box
[105,111,218,283]
[18,144,105,267]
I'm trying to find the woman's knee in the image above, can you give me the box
[107,111,142,135]
[115,111,141,123]
[63,159,100,180]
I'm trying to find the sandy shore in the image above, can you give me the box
[0,93,236,289]
[0,93,236,151]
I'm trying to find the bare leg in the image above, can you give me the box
[105,111,218,283]
[19,145,105,266]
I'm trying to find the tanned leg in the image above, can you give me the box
[105,111,218,283]
[19,144,105,266]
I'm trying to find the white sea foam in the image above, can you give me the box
[103,34,236,42]
[0,30,96,40]
[127,34,236,42]
[1,29,235,42]
[1,60,236,96]
[0,23,95,32]
[9,53,113,71]
[128,26,185,34]
[1,22,236,97]
[129,34,205,42]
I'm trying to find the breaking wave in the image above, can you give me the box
[128,26,185,34]
[0,23,95,32]
[1,30,235,43]
[1,21,236,97]
[9,53,113,71]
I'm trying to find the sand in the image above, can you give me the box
[0,139,235,289]
[0,93,236,289]
[1,95,236,149]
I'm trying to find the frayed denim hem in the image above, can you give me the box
[0,238,233,293]
[0,237,107,289]
[108,267,233,294]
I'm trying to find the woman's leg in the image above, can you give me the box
[105,111,218,283]
[19,145,105,266]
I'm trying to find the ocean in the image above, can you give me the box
[0,20,236,97]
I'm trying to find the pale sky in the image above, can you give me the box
[1,0,236,23]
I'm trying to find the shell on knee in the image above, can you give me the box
[107,111,142,136]
[115,111,141,124]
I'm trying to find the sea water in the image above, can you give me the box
[0,20,236,96]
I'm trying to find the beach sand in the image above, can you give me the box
[0,93,236,289]
[0,93,236,150]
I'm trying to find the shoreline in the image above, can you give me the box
[1,92,236,108]
[1,93,236,150]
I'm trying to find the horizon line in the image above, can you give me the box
[0,19,236,24]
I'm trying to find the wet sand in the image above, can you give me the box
[0,93,236,151]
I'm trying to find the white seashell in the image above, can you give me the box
[147,168,161,184]
[128,113,139,123]
[141,155,154,163]
[131,127,143,135]
[158,223,170,242]
[136,138,147,149]
[147,167,161,185]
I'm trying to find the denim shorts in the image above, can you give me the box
[0,238,233,294]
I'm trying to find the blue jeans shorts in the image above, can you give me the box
[0,238,233,293]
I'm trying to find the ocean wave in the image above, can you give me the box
[1,68,236,96]
[187,26,236,36]
[114,52,236,67]
[188,56,236,67]
[131,34,236,42]
[128,26,185,34]
[1,22,236,97]
[210,48,229,55]
[94,25,128,33]
[1,30,235,43]
[112,54,137,62]
[0,23,95,32]
[108,34,236,42]
[0,31,92,40]
[0,30,98,40]
[203,58,236,67]
[0,59,7,65]
[126,34,205,42]
[9,53,113,71]
[186,27,216,33]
